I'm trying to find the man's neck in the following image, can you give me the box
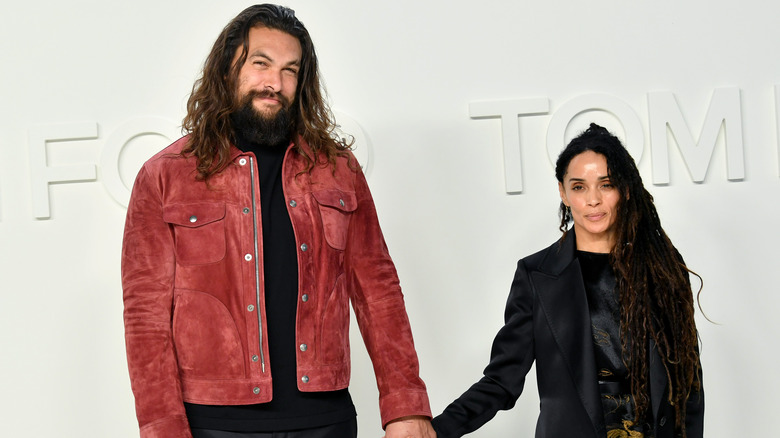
[233,127,291,153]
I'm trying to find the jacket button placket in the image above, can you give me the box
[296,213,312,385]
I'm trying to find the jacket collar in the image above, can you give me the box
[537,230,578,276]
[229,137,298,160]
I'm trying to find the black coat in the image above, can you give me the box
[432,233,704,437]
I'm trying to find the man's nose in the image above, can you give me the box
[263,70,282,92]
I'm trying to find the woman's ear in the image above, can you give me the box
[558,182,568,207]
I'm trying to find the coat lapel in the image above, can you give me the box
[532,233,605,435]
[648,338,668,422]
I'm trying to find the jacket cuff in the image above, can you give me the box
[139,415,192,438]
[380,390,432,428]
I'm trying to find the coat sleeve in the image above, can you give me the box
[432,259,537,438]
[121,165,193,438]
[343,165,432,428]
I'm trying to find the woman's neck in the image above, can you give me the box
[573,229,615,254]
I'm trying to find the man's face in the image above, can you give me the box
[235,26,302,118]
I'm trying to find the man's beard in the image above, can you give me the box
[230,90,295,149]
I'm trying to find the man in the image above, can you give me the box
[121,4,434,438]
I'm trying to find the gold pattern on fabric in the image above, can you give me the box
[593,324,612,346]
[578,251,653,438]
[606,419,645,438]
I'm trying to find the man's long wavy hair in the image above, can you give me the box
[555,123,702,436]
[182,4,350,180]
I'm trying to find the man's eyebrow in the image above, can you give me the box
[247,50,300,65]
[248,50,272,60]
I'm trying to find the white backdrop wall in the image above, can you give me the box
[1,1,777,436]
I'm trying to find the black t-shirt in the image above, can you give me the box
[185,137,356,431]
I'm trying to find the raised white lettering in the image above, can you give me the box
[101,117,178,207]
[546,93,645,165]
[648,88,744,184]
[28,122,98,219]
[469,98,550,193]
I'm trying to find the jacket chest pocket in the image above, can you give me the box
[163,203,226,265]
[312,190,357,250]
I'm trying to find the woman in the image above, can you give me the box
[432,124,703,438]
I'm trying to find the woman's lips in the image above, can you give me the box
[585,212,606,221]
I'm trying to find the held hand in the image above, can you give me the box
[383,415,436,438]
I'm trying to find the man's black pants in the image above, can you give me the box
[190,418,358,438]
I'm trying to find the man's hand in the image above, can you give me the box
[383,415,436,438]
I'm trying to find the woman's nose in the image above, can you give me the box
[586,191,601,206]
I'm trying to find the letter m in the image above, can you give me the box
[648,88,744,184]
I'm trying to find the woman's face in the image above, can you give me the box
[558,150,621,253]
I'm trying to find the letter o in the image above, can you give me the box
[546,94,644,165]
[333,110,371,177]
[100,117,179,207]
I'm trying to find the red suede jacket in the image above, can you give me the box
[122,136,431,438]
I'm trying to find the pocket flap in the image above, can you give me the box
[163,203,226,228]
[312,190,357,212]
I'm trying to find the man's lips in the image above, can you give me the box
[255,96,280,105]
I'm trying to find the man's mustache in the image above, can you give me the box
[244,89,291,108]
